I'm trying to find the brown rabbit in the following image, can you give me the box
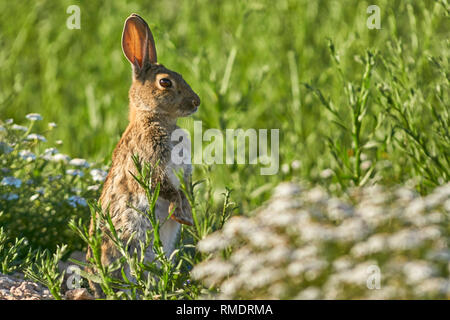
[86,13,200,297]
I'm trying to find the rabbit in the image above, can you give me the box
[86,13,200,297]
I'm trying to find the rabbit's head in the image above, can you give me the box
[122,14,200,121]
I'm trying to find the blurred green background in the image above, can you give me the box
[1,0,448,212]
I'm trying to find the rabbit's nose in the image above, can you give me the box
[192,95,201,107]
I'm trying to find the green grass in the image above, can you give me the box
[1,0,448,207]
[0,0,449,299]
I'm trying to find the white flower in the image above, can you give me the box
[247,228,284,248]
[197,232,232,253]
[426,249,450,262]
[259,208,297,227]
[246,268,282,290]
[55,140,63,145]
[90,169,107,182]
[356,204,385,227]
[222,216,252,237]
[67,195,87,208]
[2,193,19,201]
[351,234,388,257]
[44,148,59,155]
[419,226,441,240]
[26,113,43,121]
[220,278,242,297]
[273,182,301,198]
[191,259,233,285]
[305,187,328,203]
[66,169,84,177]
[30,194,40,201]
[337,262,375,285]
[424,191,449,209]
[296,287,321,300]
[395,187,417,202]
[281,163,290,173]
[292,246,318,261]
[287,258,327,277]
[300,223,336,242]
[265,246,291,262]
[362,185,389,205]
[332,256,353,271]
[327,198,353,220]
[360,160,372,170]
[432,183,450,198]
[320,168,334,179]
[403,261,437,284]
[414,278,450,296]
[41,148,60,161]
[388,229,423,250]
[230,248,252,265]
[26,134,47,142]
[335,218,370,242]
[51,153,70,163]
[1,176,22,188]
[19,150,36,161]
[11,124,28,131]
[240,254,266,273]
[87,185,100,191]
[405,198,426,216]
[48,122,57,128]
[367,285,402,300]
[69,158,90,168]
[291,160,301,170]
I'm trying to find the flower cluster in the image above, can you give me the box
[192,182,450,299]
[0,115,108,250]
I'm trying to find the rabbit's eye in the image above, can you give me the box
[159,78,172,88]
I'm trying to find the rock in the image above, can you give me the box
[65,288,95,300]
[0,273,53,300]
[0,251,91,300]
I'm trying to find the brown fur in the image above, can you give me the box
[86,14,200,297]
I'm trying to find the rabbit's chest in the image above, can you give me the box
[165,161,191,189]
[130,194,180,257]
[165,131,192,188]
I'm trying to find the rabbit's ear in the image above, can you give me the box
[122,14,157,72]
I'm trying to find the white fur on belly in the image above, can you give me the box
[155,198,181,256]
[167,129,192,188]
[133,194,180,260]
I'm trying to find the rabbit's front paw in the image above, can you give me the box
[169,201,193,226]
